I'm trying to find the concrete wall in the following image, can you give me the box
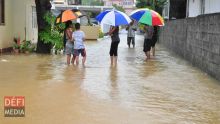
[159,13,220,80]
[81,26,99,40]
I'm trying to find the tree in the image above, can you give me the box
[113,4,125,13]
[35,0,52,53]
[136,0,150,9]
[136,0,167,14]
[91,0,104,6]
[39,12,65,53]
[82,0,104,5]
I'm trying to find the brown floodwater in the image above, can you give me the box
[0,34,220,124]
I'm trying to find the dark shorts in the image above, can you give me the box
[143,39,152,52]
[74,49,86,57]
[127,37,135,45]
[110,41,119,56]
[151,37,157,47]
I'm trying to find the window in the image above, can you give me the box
[32,6,37,28]
[163,1,169,19]
[0,0,5,25]
[200,0,205,14]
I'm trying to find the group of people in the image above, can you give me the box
[105,22,158,66]
[126,20,158,60]
[64,21,86,65]
[63,20,158,66]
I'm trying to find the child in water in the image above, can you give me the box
[72,23,86,65]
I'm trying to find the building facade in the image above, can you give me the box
[0,0,37,51]
[103,0,135,13]
[187,0,220,17]
[163,0,220,19]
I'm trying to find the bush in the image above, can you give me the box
[39,12,65,52]
[99,28,104,38]
[13,37,20,49]
[20,40,35,53]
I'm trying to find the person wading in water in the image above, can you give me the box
[108,26,120,66]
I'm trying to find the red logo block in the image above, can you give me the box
[4,96,25,117]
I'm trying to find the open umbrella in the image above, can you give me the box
[130,8,164,26]
[96,10,131,26]
[55,9,82,24]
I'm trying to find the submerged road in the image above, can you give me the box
[0,34,220,124]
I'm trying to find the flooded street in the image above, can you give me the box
[0,34,220,124]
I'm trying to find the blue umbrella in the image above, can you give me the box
[96,10,111,22]
[96,10,131,26]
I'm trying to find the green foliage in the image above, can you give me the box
[13,37,20,49]
[20,40,35,52]
[91,0,104,6]
[99,29,104,38]
[13,43,20,49]
[136,0,167,14]
[82,0,104,6]
[113,4,125,13]
[136,0,151,9]
[39,12,65,51]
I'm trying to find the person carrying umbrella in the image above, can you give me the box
[65,21,74,65]
[129,8,164,60]
[107,26,120,66]
[96,9,131,66]
[143,25,154,60]
[55,9,83,65]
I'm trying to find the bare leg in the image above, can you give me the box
[71,56,76,65]
[110,56,114,66]
[147,51,151,60]
[67,55,71,65]
[152,47,155,56]
[114,56,118,66]
[75,56,79,65]
[82,56,86,65]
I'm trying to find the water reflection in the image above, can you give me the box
[63,65,86,84]
[109,67,119,100]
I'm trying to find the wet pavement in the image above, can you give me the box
[0,34,220,124]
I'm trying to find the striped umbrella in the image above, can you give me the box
[96,10,131,26]
[130,8,164,26]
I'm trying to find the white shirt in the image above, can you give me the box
[72,30,85,49]
[127,25,136,37]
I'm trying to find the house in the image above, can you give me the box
[0,0,37,53]
[163,0,220,19]
[162,0,187,19]
[52,0,82,5]
[187,0,220,17]
[103,0,135,14]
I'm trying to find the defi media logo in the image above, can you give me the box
[4,96,25,117]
